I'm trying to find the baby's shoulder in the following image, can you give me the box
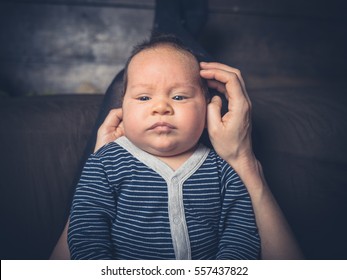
[92,141,128,160]
[206,148,233,170]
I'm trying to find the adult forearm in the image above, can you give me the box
[229,156,304,260]
[49,220,71,260]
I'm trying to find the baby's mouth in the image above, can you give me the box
[148,122,176,132]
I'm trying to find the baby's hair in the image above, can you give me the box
[122,34,209,99]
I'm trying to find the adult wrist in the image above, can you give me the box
[227,154,269,198]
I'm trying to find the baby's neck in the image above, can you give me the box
[155,145,198,171]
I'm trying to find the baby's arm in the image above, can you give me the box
[216,163,260,259]
[68,154,116,259]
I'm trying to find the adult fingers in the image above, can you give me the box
[200,62,252,106]
[200,62,247,93]
[206,79,227,94]
[100,108,123,130]
[201,67,247,112]
[96,108,123,144]
[206,95,223,136]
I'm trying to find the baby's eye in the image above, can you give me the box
[172,95,187,101]
[137,96,151,101]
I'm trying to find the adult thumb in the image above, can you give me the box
[207,95,223,134]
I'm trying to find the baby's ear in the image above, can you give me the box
[206,94,212,104]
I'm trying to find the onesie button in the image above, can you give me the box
[172,177,179,185]
[173,216,181,224]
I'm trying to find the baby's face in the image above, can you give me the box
[122,45,207,158]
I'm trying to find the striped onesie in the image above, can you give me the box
[68,136,260,259]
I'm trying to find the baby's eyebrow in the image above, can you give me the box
[129,82,199,91]
[171,82,200,89]
[129,84,155,90]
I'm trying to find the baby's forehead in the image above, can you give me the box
[135,44,199,66]
[128,47,200,81]
[124,44,206,95]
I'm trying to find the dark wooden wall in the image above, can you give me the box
[201,0,346,89]
[0,0,346,96]
[0,0,154,96]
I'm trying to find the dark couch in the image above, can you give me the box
[1,84,347,259]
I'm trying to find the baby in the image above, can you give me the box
[68,35,260,260]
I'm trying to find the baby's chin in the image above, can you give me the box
[141,144,183,158]
[135,139,195,158]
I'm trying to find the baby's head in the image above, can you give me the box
[121,35,209,158]
[122,35,209,98]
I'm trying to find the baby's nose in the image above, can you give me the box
[152,99,174,115]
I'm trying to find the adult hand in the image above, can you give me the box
[201,62,304,259]
[94,108,124,152]
[200,62,255,168]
